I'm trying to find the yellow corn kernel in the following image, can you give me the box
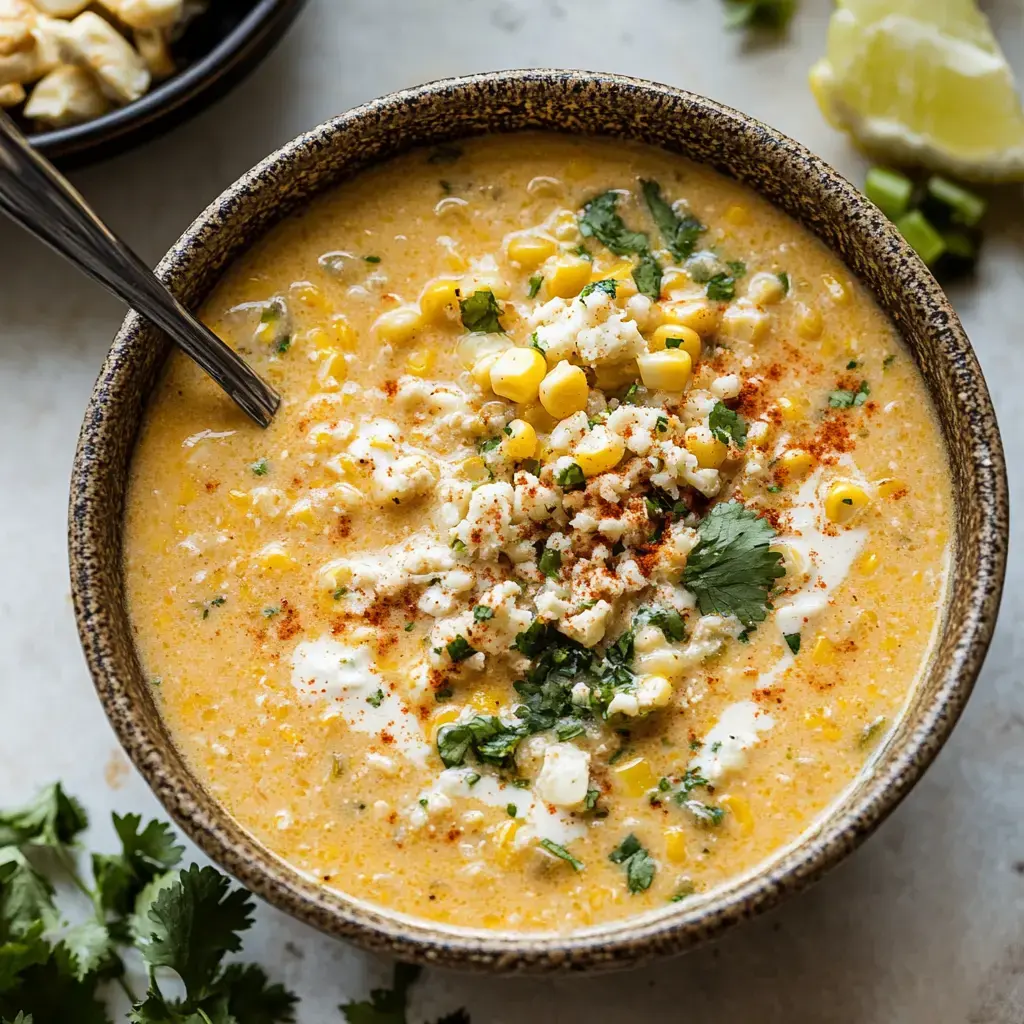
[822,274,850,304]
[228,488,249,506]
[457,456,491,483]
[489,346,547,404]
[825,481,870,524]
[507,233,557,269]
[599,259,636,283]
[747,271,787,306]
[685,426,728,469]
[463,271,511,301]
[592,360,638,391]
[503,419,538,461]
[779,447,813,477]
[812,635,836,665]
[286,499,317,527]
[776,395,808,422]
[255,542,295,571]
[665,827,688,864]
[719,794,754,836]
[373,305,423,345]
[857,550,879,576]
[612,756,657,797]
[550,209,580,241]
[471,353,500,391]
[492,819,522,861]
[546,256,592,299]
[519,402,559,434]
[292,282,329,313]
[327,314,356,350]
[637,349,692,392]
[419,278,461,323]
[178,479,197,505]
[649,324,701,362]
[574,426,625,477]
[539,361,589,419]
[317,349,348,390]
[795,302,823,340]
[877,478,905,499]
[662,298,720,337]
[726,203,750,226]
[405,348,436,377]
[468,689,499,713]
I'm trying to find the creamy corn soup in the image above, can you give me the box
[124,134,951,931]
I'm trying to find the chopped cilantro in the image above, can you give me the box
[778,271,790,294]
[708,401,747,448]
[580,278,618,299]
[250,458,269,476]
[478,435,503,453]
[473,605,494,622]
[262,606,280,618]
[684,800,726,826]
[609,834,656,894]
[434,686,453,701]
[767,484,782,494]
[446,635,477,663]
[538,547,562,579]
[656,415,669,433]
[363,255,381,264]
[632,252,663,299]
[459,289,505,333]
[451,538,467,552]
[466,772,481,787]
[883,353,897,369]
[727,259,747,277]
[784,633,801,655]
[332,586,348,600]
[506,804,517,818]
[620,382,641,404]
[682,501,785,627]
[829,380,871,408]
[670,879,696,902]
[706,273,737,301]
[436,715,524,768]
[584,789,601,810]
[366,689,384,708]
[521,458,541,476]
[274,335,291,354]
[859,715,888,748]
[722,0,797,31]
[640,179,705,261]
[847,359,859,370]
[539,839,584,871]
[578,191,649,255]
[404,621,415,632]
[634,605,686,643]
[555,462,586,491]
[527,274,543,299]
[573,243,593,261]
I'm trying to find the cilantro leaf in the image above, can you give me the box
[137,864,254,999]
[459,290,504,333]
[579,278,618,299]
[0,923,49,995]
[684,800,726,826]
[578,192,649,256]
[437,717,524,768]
[210,963,298,1024]
[0,950,108,1024]
[527,274,543,299]
[0,849,58,938]
[3,1013,33,1024]
[555,462,586,491]
[60,921,112,982]
[0,784,88,850]
[538,839,584,871]
[94,814,183,919]
[445,635,476,663]
[706,273,737,301]
[829,380,870,408]
[340,962,421,1024]
[708,402,747,448]
[632,253,662,299]
[608,834,655,894]
[640,180,705,261]
[538,547,562,579]
[682,501,785,626]
[723,0,797,31]
[634,606,685,643]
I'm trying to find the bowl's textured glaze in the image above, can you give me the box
[69,70,1008,973]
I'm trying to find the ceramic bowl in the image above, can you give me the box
[23,0,307,168]
[69,69,1008,973]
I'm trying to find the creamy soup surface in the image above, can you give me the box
[124,134,952,932]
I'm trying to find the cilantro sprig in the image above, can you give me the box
[609,834,656,894]
[459,289,504,334]
[682,501,785,627]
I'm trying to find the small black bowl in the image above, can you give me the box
[23,0,307,168]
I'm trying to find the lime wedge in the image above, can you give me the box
[810,0,1024,181]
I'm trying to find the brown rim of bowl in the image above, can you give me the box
[69,69,1008,973]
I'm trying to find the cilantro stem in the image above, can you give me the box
[53,841,94,900]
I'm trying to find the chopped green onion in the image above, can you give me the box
[926,176,987,228]
[865,167,913,221]
[895,210,946,267]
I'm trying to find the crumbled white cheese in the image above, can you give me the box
[559,599,613,647]
[534,743,591,808]
[451,482,515,560]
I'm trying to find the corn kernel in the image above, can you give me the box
[662,298,720,337]
[550,210,580,242]
[725,203,749,226]
[665,827,688,863]
[503,419,538,461]
[592,360,638,391]
[492,819,522,864]
[825,481,870,524]
[405,348,436,377]
[507,233,557,269]
[317,349,348,390]
[286,499,317,526]
[857,551,879,576]
[612,756,657,797]
[255,542,295,571]
[419,278,461,323]
[463,271,511,301]
[779,447,813,477]
[822,274,850,304]
[539,361,589,419]
[812,635,836,665]
[373,305,423,345]
[489,346,547,404]
[519,402,559,434]
[546,256,592,299]
[776,395,808,422]
[574,425,625,477]
[684,425,728,469]
[637,349,692,392]
[291,281,329,313]
[471,353,500,391]
[877,478,905,499]
[649,324,701,362]
[747,271,786,305]
[795,303,823,339]
[457,456,491,484]
[719,794,754,836]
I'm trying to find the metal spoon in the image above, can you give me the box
[0,112,279,428]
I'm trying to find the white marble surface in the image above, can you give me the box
[2,0,1023,1020]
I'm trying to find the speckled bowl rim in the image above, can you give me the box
[69,69,1008,973]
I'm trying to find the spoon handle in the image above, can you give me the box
[0,112,279,428]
